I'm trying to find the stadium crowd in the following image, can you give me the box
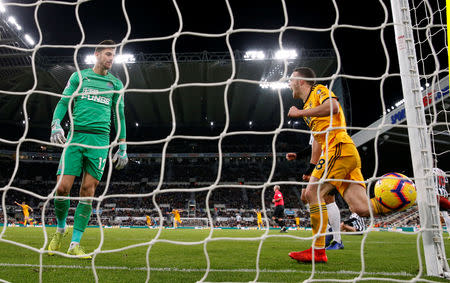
[0,141,421,230]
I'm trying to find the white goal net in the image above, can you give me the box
[0,0,448,282]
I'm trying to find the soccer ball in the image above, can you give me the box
[374,172,417,212]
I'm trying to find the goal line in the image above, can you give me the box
[0,263,417,277]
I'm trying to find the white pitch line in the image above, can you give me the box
[0,263,415,277]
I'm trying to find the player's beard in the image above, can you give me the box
[103,60,112,70]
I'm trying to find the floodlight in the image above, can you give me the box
[24,34,35,45]
[84,55,96,64]
[84,54,136,65]
[8,16,16,25]
[274,49,297,60]
[0,2,5,13]
[259,82,290,90]
[115,54,136,64]
[394,99,404,107]
[244,50,265,61]
[8,16,22,30]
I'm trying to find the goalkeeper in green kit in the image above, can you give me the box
[47,40,128,259]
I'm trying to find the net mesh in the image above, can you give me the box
[410,0,449,165]
[0,0,448,282]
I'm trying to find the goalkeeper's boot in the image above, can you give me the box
[288,247,328,263]
[67,244,92,259]
[48,231,67,256]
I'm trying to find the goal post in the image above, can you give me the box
[390,0,449,277]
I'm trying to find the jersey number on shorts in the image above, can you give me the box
[316,159,326,170]
[98,157,107,171]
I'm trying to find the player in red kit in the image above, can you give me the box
[272,185,287,232]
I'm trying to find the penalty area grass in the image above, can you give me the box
[0,227,448,282]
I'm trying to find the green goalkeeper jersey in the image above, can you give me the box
[52,68,126,139]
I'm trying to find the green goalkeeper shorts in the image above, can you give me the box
[57,131,110,181]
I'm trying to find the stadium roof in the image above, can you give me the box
[0,49,344,142]
[0,0,447,177]
[352,75,450,172]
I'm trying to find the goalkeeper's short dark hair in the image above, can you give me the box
[293,67,316,86]
[95,40,116,53]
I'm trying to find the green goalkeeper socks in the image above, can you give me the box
[72,201,92,243]
[54,194,70,230]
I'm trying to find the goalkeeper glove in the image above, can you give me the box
[113,144,128,170]
[50,119,66,144]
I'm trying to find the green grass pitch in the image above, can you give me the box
[0,227,449,282]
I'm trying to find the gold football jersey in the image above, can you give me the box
[302,84,354,151]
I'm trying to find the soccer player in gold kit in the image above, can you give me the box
[286,67,390,263]
[255,209,263,230]
[172,209,182,228]
[146,215,153,228]
[15,201,33,226]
